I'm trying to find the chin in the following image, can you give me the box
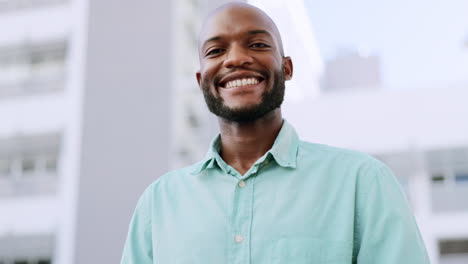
[226,100,263,110]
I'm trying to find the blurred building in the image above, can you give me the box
[170,0,221,169]
[1,0,321,263]
[322,50,382,92]
[0,0,174,263]
[0,1,70,263]
[285,87,468,264]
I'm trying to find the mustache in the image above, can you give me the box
[212,68,270,86]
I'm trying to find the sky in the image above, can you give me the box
[305,0,468,91]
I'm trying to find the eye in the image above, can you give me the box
[250,43,270,48]
[206,48,224,57]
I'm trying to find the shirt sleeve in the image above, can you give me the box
[356,163,430,264]
[121,186,154,264]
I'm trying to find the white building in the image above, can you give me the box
[322,51,382,92]
[0,2,72,263]
[0,0,172,263]
[1,0,320,263]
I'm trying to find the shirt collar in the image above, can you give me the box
[190,120,300,175]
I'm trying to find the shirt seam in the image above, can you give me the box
[353,161,380,261]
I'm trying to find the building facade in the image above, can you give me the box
[0,1,71,263]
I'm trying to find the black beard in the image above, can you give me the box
[201,70,285,123]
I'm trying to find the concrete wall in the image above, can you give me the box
[73,0,173,263]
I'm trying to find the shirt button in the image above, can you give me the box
[238,180,246,188]
[235,235,244,243]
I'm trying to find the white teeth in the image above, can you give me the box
[225,78,260,88]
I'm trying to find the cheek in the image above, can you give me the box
[200,69,214,85]
[259,56,283,76]
[202,60,221,78]
[201,69,210,81]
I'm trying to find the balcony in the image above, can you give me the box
[0,40,67,99]
[0,133,60,197]
[0,0,67,13]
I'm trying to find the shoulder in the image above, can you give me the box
[298,140,385,169]
[297,140,394,190]
[142,161,204,196]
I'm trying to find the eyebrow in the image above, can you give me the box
[246,29,272,37]
[202,36,222,49]
[202,29,273,50]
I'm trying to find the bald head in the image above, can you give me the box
[198,2,285,57]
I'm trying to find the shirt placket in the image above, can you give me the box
[229,166,258,264]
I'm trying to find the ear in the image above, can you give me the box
[282,56,293,81]
[196,71,202,88]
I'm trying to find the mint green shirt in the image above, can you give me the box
[121,120,429,264]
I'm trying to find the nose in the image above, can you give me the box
[222,45,253,68]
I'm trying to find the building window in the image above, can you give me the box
[0,40,67,98]
[0,133,61,197]
[0,235,54,264]
[21,157,36,175]
[431,173,445,184]
[428,147,468,213]
[0,0,68,13]
[439,239,468,264]
[440,239,468,254]
[0,259,53,264]
[44,155,58,173]
[455,172,468,183]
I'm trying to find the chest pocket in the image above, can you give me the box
[271,237,352,264]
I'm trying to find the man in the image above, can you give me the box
[121,2,430,263]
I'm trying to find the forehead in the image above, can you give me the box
[200,6,277,44]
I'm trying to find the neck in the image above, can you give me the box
[217,109,283,175]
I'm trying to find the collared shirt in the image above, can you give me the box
[121,120,430,264]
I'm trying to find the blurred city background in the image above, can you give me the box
[0,0,467,263]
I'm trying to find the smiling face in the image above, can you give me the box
[196,3,293,123]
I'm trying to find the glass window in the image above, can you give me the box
[0,0,68,13]
[455,172,468,183]
[0,40,67,97]
[431,173,445,184]
[439,239,468,264]
[44,155,58,173]
[440,239,468,255]
[21,157,36,175]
